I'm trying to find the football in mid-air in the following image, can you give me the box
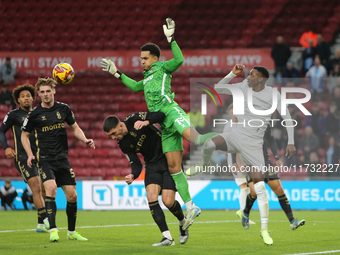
[52,63,75,84]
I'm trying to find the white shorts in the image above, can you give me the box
[227,153,247,186]
[220,130,265,172]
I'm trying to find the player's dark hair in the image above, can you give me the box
[35,77,57,91]
[253,66,269,81]
[12,83,36,105]
[140,43,161,59]
[103,115,120,132]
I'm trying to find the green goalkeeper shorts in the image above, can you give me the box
[161,103,192,153]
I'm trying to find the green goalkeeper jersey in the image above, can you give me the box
[121,41,184,112]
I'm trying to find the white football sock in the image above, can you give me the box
[162,230,172,240]
[254,181,269,230]
[202,139,216,165]
[185,200,195,210]
[239,187,250,212]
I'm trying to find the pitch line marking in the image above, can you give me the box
[284,250,340,255]
[0,220,241,233]
[0,220,337,234]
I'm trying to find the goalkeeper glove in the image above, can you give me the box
[101,58,122,79]
[163,18,175,43]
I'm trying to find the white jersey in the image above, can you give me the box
[223,120,234,133]
[215,74,294,144]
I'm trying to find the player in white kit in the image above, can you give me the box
[188,64,296,245]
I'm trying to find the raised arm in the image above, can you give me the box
[100,59,144,92]
[127,111,166,130]
[163,18,184,73]
[215,64,245,94]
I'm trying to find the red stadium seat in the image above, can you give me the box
[68,148,79,158]
[75,168,91,177]
[99,158,115,168]
[107,148,124,158]
[101,139,117,149]
[104,168,121,179]
[91,168,106,179]
[1,169,18,177]
[93,149,108,158]
[69,158,85,168]
[78,148,94,158]
[84,158,100,168]
[0,159,12,168]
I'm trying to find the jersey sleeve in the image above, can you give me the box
[22,110,36,133]
[124,112,166,126]
[215,75,248,95]
[65,105,76,126]
[163,41,184,73]
[0,112,14,134]
[121,75,144,92]
[0,112,13,149]
[125,152,143,179]
[145,111,166,124]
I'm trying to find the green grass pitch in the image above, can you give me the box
[0,210,339,255]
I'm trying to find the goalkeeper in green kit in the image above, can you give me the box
[101,18,217,230]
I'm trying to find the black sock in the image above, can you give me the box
[168,200,185,222]
[243,194,256,215]
[278,194,294,222]
[45,196,57,229]
[149,201,168,233]
[66,202,77,232]
[37,208,47,224]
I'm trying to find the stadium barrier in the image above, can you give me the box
[0,49,273,71]
[1,180,338,210]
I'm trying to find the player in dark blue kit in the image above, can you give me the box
[103,112,189,246]
[0,83,49,232]
[21,78,95,242]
